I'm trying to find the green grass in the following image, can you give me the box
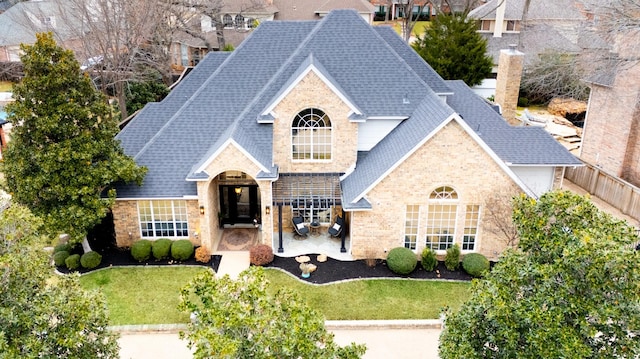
[374,21,431,38]
[79,266,212,325]
[0,81,13,92]
[80,266,471,325]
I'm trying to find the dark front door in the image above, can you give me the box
[219,185,259,225]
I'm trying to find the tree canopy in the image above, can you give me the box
[2,32,145,244]
[179,266,366,359]
[439,191,640,358]
[412,13,493,86]
[0,204,119,358]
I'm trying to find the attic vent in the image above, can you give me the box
[402,94,410,105]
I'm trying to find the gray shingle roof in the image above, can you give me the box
[468,0,584,21]
[115,10,579,201]
[0,0,80,46]
[444,80,581,166]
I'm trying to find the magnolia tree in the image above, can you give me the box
[439,191,640,358]
[2,33,146,245]
[179,266,366,359]
[0,205,119,358]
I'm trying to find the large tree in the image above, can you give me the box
[412,13,492,86]
[179,266,367,359]
[439,191,640,358]
[0,204,119,358]
[2,32,145,245]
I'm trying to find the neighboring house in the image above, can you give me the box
[113,10,580,261]
[468,0,590,69]
[580,31,640,187]
[369,0,434,22]
[273,0,375,23]
[0,0,82,62]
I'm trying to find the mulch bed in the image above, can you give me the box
[265,254,474,284]
[59,247,476,284]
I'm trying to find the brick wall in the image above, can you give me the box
[349,120,522,261]
[495,47,524,125]
[272,71,358,173]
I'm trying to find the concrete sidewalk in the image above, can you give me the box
[116,321,442,359]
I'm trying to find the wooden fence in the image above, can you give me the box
[564,162,640,223]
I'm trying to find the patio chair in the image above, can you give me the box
[292,216,309,238]
[328,216,344,238]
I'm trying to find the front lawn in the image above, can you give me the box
[79,266,471,325]
[0,81,12,92]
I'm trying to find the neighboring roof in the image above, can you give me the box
[273,0,374,21]
[469,0,584,21]
[221,0,278,15]
[115,10,579,201]
[0,0,79,46]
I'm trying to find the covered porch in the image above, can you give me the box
[271,173,350,257]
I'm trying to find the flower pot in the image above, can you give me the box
[301,272,310,278]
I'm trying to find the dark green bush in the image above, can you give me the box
[171,239,194,261]
[386,247,417,275]
[462,253,490,277]
[517,97,529,107]
[131,240,152,262]
[421,247,437,272]
[65,254,81,270]
[53,250,70,267]
[152,238,172,260]
[53,243,71,254]
[80,251,102,269]
[445,244,461,271]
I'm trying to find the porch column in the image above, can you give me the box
[340,208,347,253]
[277,204,284,253]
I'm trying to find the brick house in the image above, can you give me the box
[113,10,580,260]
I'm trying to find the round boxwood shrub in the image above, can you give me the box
[65,254,81,270]
[445,244,461,271]
[249,244,274,266]
[386,247,417,275]
[171,239,194,261]
[53,250,70,267]
[131,240,152,262]
[421,247,437,272]
[462,253,490,277]
[53,243,72,254]
[152,238,172,260]
[80,251,102,269]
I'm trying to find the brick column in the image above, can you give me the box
[495,45,524,125]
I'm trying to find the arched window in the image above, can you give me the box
[291,108,332,161]
[234,14,244,28]
[223,14,233,28]
[425,186,458,250]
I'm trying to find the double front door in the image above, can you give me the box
[219,185,260,225]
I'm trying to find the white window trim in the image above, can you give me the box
[291,108,333,162]
[404,204,420,251]
[462,204,481,252]
[137,200,190,239]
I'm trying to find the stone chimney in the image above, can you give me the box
[494,44,524,124]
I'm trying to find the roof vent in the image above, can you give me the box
[403,94,410,104]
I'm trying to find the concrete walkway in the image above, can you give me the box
[117,320,442,359]
[214,251,250,279]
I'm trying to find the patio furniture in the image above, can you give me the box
[292,216,309,238]
[328,216,344,238]
[309,221,321,236]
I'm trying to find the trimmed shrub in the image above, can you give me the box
[249,244,274,266]
[152,238,172,260]
[462,253,490,277]
[171,239,194,261]
[195,246,211,263]
[53,243,71,254]
[80,251,102,269]
[53,250,70,267]
[421,247,437,272]
[445,244,461,271]
[386,247,417,275]
[131,240,152,262]
[65,254,81,270]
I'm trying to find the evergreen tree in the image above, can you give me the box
[412,14,493,86]
[2,32,145,244]
[439,191,640,358]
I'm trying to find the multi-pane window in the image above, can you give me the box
[291,108,332,161]
[425,186,458,250]
[404,205,420,250]
[506,20,519,32]
[234,14,244,28]
[138,200,189,238]
[292,198,332,225]
[463,205,480,251]
[223,14,233,28]
[478,20,491,31]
